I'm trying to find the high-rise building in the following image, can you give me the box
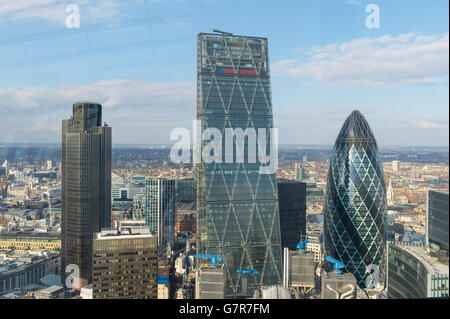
[61,102,112,285]
[92,226,158,299]
[145,178,175,252]
[46,160,52,170]
[426,190,449,253]
[195,265,226,299]
[323,110,387,289]
[387,242,448,298]
[196,32,282,296]
[1,160,9,177]
[392,160,400,174]
[294,163,306,182]
[282,247,315,296]
[277,180,307,250]
[175,178,196,202]
[133,196,146,220]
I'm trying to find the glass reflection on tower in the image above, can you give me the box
[324,110,387,289]
[196,32,282,297]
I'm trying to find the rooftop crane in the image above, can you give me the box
[194,254,223,268]
[296,240,309,255]
[325,256,345,277]
[212,29,233,36]
[236,268,260,296]
[236,268,260,276]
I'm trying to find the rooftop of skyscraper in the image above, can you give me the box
[392,242,448,276]
[336,110,377,143]
[96,225,154,240]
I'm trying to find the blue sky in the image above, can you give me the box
[0,0,448,146]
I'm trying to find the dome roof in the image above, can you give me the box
[335,110,376,144]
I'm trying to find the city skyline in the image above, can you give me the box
[0,1,448,302]
[0,0,448,146]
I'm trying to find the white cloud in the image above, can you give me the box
[0,79,194,110]
[272,32,449,87]
[0,79,195,143]
[414,120,448,129]
[0,0,123,26]
[347,0,361,6]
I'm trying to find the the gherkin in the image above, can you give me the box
[324,110,387,289]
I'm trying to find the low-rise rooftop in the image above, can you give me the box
[394,242,448,276]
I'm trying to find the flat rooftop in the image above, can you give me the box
[0,231,60,240]
[395,243,448,276]
[96,226,154,240]
[322,272,357,282]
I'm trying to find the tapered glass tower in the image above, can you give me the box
[324,110,387,289]
[196,32,282,296]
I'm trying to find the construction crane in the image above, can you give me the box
[194,254,223,268]
[211,29,233,36]
[236,268,260,276]
[325,256,345,277]
[236,268,260,296]
[296,240,309,255]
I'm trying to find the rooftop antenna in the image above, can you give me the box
[211,29,233,36]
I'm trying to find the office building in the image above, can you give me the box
[294,163,306,182]
[175,178,196,202]
[61,102,112,286]
[195,265,226,299]
[0,253,60,296]
[392,160,400,174]
[277,180,307,250]
[305,236,323,264]
[196,31,282,297]
[0,232,61,253]
[426,190,449,253]
[387,242,448,298]
[1,160,9,177]
[282,248,315,296]
[92,226,158,299]
[132,196,146,221]
[34,285,65,299]
[145,178,176,251]
[323,110,387,289]
[45,160,53,171]
[321,272,357,299]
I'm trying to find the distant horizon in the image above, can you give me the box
[0,142,448,149]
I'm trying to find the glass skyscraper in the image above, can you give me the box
[61,102,112,285]
[196,32,282,296]
[277,180,307,250]
[427,190,449,252]
[145,178,176,252]
[324,110,387,289]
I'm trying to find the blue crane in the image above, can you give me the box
[296,240,309,255]
[325,256,345,277]
[236,268,260,276]
[195,254,223,268]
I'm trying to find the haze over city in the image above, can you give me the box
[0,0,448,306]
